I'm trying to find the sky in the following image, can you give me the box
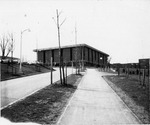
[0,0,150,63]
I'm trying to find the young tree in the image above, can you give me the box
[9,33,15,73]
[9,33,15,60]
[107,56,112,71]
[53,9,66,85]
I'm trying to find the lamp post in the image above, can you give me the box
[100,57,103,71]
[19,28,31,73]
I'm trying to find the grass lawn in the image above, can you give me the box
[1,63,52,81]
[1,74,83,125]
[104,75,150,124]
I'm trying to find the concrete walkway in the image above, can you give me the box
[57,68,140,125]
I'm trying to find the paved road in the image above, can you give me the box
[1,67,75,109]
[57,68,141,125]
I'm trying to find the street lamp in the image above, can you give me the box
[19,28,31,73]
[99,56,103,71]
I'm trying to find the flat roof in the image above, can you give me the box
[33,43,109,56]
[139,58,150,60]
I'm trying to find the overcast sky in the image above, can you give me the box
[0,0,150,63]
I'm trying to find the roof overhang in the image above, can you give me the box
[33,43,109,56]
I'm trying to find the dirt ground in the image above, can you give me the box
[1,74,83,125]
[104,75,150,124]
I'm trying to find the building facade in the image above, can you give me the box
[33,44,109,67]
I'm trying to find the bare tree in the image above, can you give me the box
[0,34,10,59]
[9,33,15,73]
[9,33,15,60]
[0,33,15,61]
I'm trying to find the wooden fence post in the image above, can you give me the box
[66,63,67,84]
[51,57,53,84]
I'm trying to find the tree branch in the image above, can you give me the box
[60,18,66,27]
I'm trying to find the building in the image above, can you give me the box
[139,58,150,69]
[33,44,109,67]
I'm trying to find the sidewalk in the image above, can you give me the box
[57,68,141,125]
